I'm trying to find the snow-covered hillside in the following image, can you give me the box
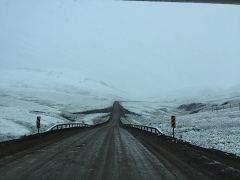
[0,68,122,141]
[122,98,240,156]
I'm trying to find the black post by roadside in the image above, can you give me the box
[171,116,176,139]
[36,116,41,134]
[173,128,175,138]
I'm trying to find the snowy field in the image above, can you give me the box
[122,99,240,156]
[0,68,120,142]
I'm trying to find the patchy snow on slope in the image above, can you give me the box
[0,92,66,141]
[161,107,240,156]
[123,101,240,156]
[81,113,109,125]
[0,89,112,141]
[61,112,110,125]
[0,68,120,141]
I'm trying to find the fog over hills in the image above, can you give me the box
[1,0,240,101]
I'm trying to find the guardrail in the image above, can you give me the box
[121,123,162,136]
[210,102,240,112]
[47,123,91,131]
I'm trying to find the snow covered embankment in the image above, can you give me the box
[0,68,121,142]
[122,101,240,156]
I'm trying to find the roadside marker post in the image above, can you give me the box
[171,116,176,138]
[36,116,41,133]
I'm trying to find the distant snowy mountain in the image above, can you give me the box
[0,68,125,99]
[142,86,240,105]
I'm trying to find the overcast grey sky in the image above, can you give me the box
[0,0,240,98]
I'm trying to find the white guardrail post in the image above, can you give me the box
[46,122,90,132]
